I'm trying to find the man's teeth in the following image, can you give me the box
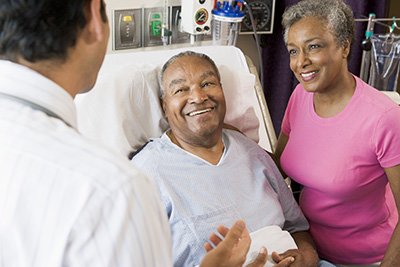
[301,72,316,78]
[188,108,213,116]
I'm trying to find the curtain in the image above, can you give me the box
[261,0,390,135]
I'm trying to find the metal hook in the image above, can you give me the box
[382,17,399,50]
[392,17,400,30]
[362,13,375,51]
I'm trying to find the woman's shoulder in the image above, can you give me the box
[287,83,311,106]
[355,76,399,112]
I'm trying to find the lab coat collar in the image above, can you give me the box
[0,60,78,129]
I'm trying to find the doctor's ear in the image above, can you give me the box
[82,0,108,43]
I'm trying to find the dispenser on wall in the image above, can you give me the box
[181,0,213,35]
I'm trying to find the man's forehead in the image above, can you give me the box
[168,55,214,71]
[165,57,215,76]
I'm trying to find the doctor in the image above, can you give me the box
[0,0,266,266]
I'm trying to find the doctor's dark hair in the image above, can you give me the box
[282,0,354,48]
[0,0,107,63]
[160,51,221,98]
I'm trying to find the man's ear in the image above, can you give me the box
[161,97,167,115]
[82,0,108,44]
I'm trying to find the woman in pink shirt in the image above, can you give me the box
[274,0,400,266]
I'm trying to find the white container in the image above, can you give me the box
[211,0,245,46]
[212,14,243,46]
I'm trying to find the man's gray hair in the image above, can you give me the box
[159,51,221,98]
[282,0,354,48]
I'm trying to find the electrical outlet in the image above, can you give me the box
[113,9,142,50]
[144,7,165,47]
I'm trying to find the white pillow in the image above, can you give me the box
[219,65,259,142]
[75,46,260,156]
[75,64,167,156]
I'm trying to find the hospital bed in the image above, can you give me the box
[74,45,277,157]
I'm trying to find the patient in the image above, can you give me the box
[131,51,319,267]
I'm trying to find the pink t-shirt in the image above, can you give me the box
[281,76,400,264]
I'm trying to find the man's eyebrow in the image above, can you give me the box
[200,71,218,80]
[168,78,186,89]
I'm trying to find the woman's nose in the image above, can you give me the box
[297,51,311,68]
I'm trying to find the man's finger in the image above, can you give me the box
[271,251,282,263]
[273,255,295,267]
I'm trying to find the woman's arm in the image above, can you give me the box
[381,164,400,266]
[272,132,289,178]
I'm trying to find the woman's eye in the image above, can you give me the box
[309,44,320,50]
[288,49,297,56]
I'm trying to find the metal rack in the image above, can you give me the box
[356,14,400,86]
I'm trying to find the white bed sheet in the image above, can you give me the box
[245,225,297,267]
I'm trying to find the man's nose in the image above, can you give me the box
[189,87,208,103]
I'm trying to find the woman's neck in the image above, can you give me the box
[313,72,356,118]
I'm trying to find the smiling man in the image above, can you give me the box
[161,51,226,164]
[131,51,320,267]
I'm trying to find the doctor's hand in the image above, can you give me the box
[200,220,268,267]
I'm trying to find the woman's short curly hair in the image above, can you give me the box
[282,0,354,48]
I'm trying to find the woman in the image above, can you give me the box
[275,0,400,266]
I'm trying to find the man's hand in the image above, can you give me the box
[271,247,318,267]
[200,220,267,267]
[270,231,319,267]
